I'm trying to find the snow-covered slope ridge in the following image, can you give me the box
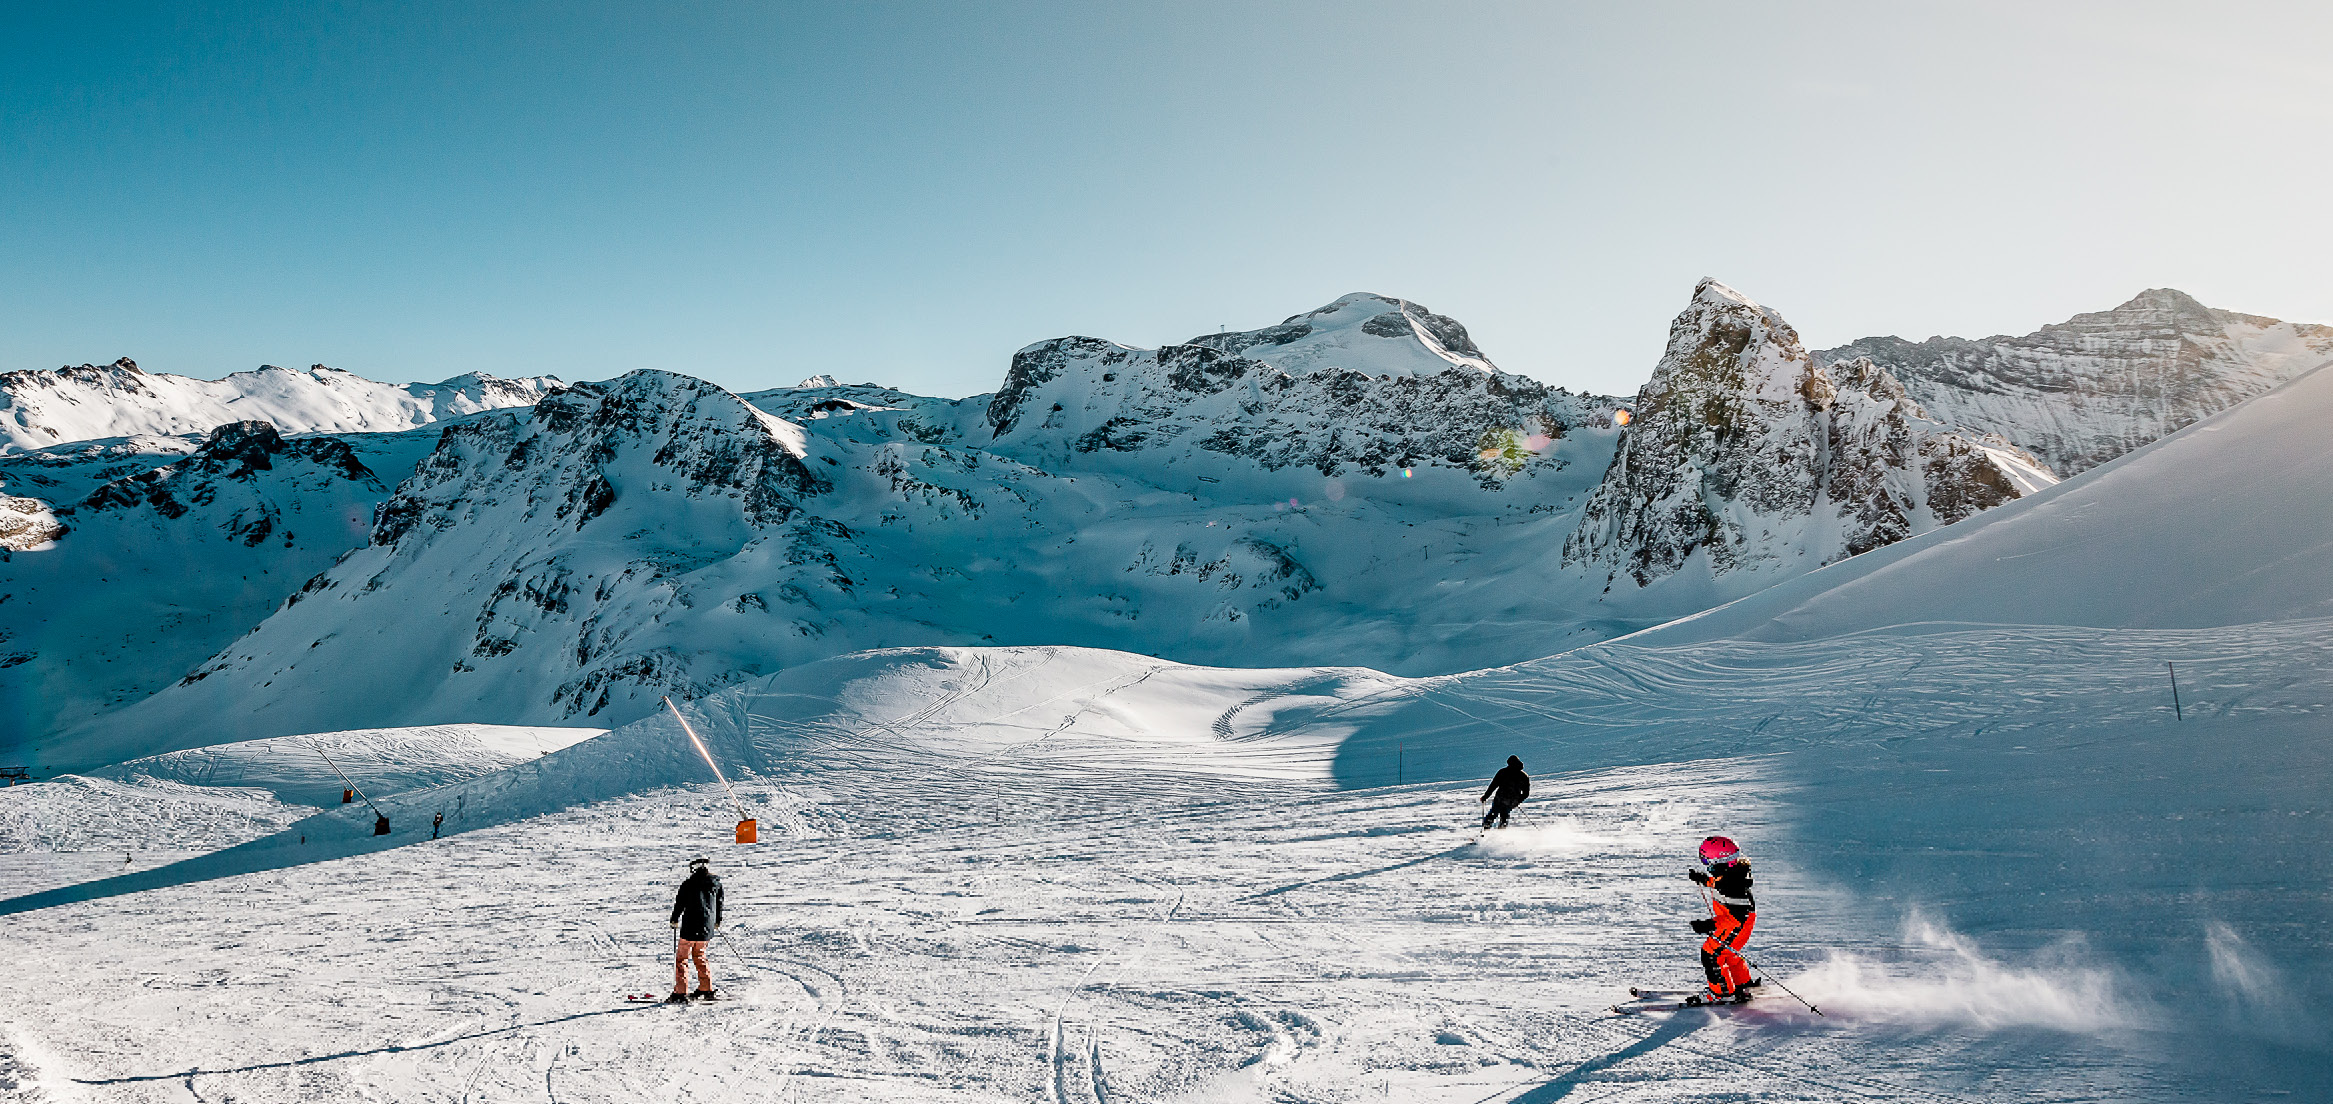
[0,421,392,748]
[1564,279,2053,586]
[1626,357,2333,646]
[1821,288,2333,475]
[95,722,608,807]
[0,357,565,452]
[986,292,1608,489]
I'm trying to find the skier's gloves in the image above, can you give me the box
[1690,918,1717,935]
[1687,869,1710,885]
[670,921,679,929]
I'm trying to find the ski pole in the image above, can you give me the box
[1737,951,1822,1016]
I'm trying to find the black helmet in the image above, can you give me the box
[688,856,710,869]
[1507,755,1522,768]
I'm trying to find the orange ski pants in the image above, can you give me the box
[1700,903,1754,997]
[673,939,712,994]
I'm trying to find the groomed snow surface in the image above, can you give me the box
[2,619,2327,1102]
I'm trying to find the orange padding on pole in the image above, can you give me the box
[736,820,758,844]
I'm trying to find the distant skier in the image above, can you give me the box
[666,857,724,1003]
[1685,835,1756,1006]
[1479,755,1530,829]
[431,812,444,840]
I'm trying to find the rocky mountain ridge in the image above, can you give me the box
[985,293,1618,496]
[1819,288,2333,475]
[1565,280,2051,586]
[0,358,566,453]
[1,420,393,740]
[20,278,2314,762]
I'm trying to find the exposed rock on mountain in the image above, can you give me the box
[75,421,379,544]
[0,359,566,452]
[987,293,1616,490]
[0,419,393,742]
[1820,289,2333,475]
[1564,280,2053,587]
[17,285,2151,761]
[0,495,64,552]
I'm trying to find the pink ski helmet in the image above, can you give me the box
[1698,836,1741,867]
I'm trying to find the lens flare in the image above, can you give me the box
[1614,408,1633,426]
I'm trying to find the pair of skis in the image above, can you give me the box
[1610,985,1761,1015]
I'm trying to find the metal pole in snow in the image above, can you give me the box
[2168,662,2182,721]
[310,741,383,817]
[665,696,749,823]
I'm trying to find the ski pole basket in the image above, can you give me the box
[736,819,758,844]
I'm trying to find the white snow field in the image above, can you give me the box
[1,368,2329,1100]
[0,723,604,898]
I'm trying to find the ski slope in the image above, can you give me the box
[2,609,2325,1101]
[1,353,2329,1099]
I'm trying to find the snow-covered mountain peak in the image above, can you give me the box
[1564,280,2053,584]
[981,293,1615,499]
[1665,277,1819,405]
[72,420,382,538]
[377,369,827,548]
[1182,291,1495,378]
[0,358,567,452]
[1822,289,2333,474]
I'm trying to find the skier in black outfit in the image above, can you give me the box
[1479,755,1530,829]
[666,857,724,1003]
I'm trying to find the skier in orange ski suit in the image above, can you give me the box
[1686,835,1755,1005]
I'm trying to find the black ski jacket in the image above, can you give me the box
[1482,765,1530,804]
[670,870,724,940]
[1691,862,1755,917]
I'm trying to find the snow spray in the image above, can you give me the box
[663,696,757,844]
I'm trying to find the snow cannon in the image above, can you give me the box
[665,697,758,845]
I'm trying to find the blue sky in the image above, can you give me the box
[4,2,2328,398]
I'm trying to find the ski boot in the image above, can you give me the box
[663,992,690,1004]
[691,988,719,1002]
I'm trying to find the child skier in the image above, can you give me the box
[666,857,724,1003]
[1684,835,1756,1006]
[1478,755,1530,829]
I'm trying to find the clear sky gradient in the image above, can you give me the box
[4,2,2328,399]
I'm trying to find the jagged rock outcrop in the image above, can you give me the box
[1564,280,2054,586]
[986,293,1618,486]
[1820,289,2333,475]
[0,359,567,452]
[0,495,64,552]
[73,421,380,544]
[0,419,399,744]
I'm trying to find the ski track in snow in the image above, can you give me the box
[0,619,2326,1100]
